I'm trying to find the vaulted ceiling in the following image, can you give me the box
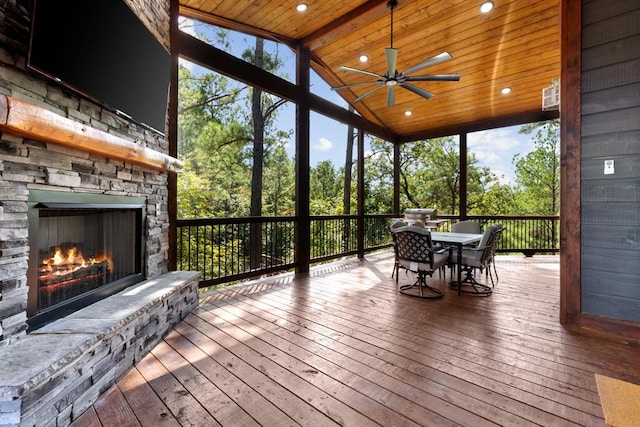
[178,0,560,140]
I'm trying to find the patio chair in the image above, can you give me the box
[392,226,449,299]
[487,224,504,284]
[390,220,408,278]
[457,224,501,296]
[451,220,481,234]
[448,220,482,276]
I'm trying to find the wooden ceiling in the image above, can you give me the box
[179,0,560,140]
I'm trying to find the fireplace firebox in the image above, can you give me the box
[27,190,146,330]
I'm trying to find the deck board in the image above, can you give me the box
[72,254,640,426]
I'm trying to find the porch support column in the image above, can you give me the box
[560,0,581,325]
[393,142,401,215]
[459,132,468,220]
[295,45,311,274]
[357,129,365,260]
[168,0,179,271]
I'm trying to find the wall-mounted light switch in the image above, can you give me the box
[604,160,614,175]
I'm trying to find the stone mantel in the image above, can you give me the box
[0,94,182,173]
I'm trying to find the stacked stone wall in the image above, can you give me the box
[0,0,171,344]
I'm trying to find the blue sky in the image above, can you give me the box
[179,18,536,184]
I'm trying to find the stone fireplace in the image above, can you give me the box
[27,190,146,330]
[0,0,180,345]
[0,1,200,425]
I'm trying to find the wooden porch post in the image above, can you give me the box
[393,142,401,215]
[167,0,179,271]
[295,45,311,274]
[459,132,468,220]
[357,129,365,259]
[560,0,582,325]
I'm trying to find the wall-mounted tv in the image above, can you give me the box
[28,0,171,134]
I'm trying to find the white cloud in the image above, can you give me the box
[474,150,501,163]
[468,128,520,153]
[312,137,333,152]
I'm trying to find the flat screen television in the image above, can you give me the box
[28,0,171,134]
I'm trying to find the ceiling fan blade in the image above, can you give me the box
[387,85,395,107]
[338,65,383,79]
[402,52,453,76]
[385,48,398,75]
[331,81,381,91]
[400,83,434,100]
[405,73,461,82]
[352,83,385,104]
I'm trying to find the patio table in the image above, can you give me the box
[431,232,483,295]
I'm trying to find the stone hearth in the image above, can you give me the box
[0,271,199,426]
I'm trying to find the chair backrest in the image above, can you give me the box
[488,224,504,259]
[392,226,436,265]
[479,227,500,265]
[390,220,408,231]
[478,224,497,249]
[451,220,481,234]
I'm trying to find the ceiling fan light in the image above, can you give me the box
[480,1,494,13]
[296,3,308,12]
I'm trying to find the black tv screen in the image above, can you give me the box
[28,0,171,134]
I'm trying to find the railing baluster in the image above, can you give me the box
[176,214,559,287]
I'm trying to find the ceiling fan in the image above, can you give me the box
[332,0,461,107]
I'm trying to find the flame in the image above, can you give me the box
[39,246,113,280]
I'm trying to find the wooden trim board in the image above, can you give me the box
[0,94,183,173]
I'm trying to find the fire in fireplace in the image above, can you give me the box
[27,190,146,330]
[38,244,114,310]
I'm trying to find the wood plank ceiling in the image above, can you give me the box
[179,0,560,141]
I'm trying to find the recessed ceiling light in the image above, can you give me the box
[359,54,369,63]
[404,110,412,116]
[480,1,494,13]
[296,3,308,12]
[501,87,511,94]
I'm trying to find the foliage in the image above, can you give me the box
[513,120,560,215]
[264,144,295,216]
[364,136,506,215]
[310,160,343,215]
[177,29,293,219]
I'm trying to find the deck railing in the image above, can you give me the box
[177,216,296,287]
[177,214,559,287]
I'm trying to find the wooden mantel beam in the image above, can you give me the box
[0,94,183,173]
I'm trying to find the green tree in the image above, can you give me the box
[310,160,342,215]
[242,38,288,267]
[471,182,517,215]
[264,143,295,216]
[513,120,560,215]
[365,136,501,215]
[177,64,252,218]
[511,119,561,251]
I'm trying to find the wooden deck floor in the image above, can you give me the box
[72,253,640,426]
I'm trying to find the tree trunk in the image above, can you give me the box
[250,38,265,270]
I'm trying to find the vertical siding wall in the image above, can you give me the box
[581,0,640,321]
